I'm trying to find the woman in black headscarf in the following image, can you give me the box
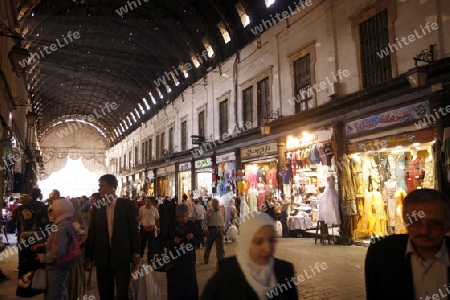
[163,204,200,300]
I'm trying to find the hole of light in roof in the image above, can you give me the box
[135,108,140,118]
[164,81,172,93]
[218,21,231,44]
[130,112,136,122]
[191,54,200,68]
[32,12,35,17]
[265,0,276,7]
[155,87,163,99]
[202,38,215,58]
[138,103,145,114]
[171,73,180,86]
[142,98,150,109]
[235,3,250,27]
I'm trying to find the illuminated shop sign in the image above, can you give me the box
[241,142,277,160]
[195,158,212,168]
[179,162,191,172]
[216,152,235,163]
[345,101,430,136]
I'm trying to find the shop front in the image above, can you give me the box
[344,101,437,240]
[194,158,213,198]
[215,152,237,197]
[284,128,337,233]
[156,164,175,197]
[178,161,192,198]
[241,142,279,211]
[144,169,155,196]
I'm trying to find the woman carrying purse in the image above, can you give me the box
[31,198,80,300]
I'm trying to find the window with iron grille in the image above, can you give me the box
[243,86,253,125]
[169,127,174,153]
[145,141,149,162]
[219,100,228,136]
[293,54,313,114]
[161,132,165,155]
[134,147,138,165]
[198,111,205,138]
[119,157,122,172]
[360,9,391,88]
[142,142,145,165]
[156,135,160,159]
[129,151,132,168]
[181,121,187,151]
[149,139,153,161]
[257,77,270,126]
[123,154,126,170]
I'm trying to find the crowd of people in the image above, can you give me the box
[0,174,449,300]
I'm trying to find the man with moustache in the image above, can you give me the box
[365,189,450,300]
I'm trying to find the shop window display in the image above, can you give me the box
[243,162,278,211]
[352,142,435,239]
[178,171,191,198]
[217,161,236,196]
[285,142,338,234]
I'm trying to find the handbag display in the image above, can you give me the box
[52,226,81,263]
[18,268,47,291]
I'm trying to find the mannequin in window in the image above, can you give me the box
[405,149,423,192]
[383,177,397,230]
[370,182,387,236]
[279,166,292,200]
[256,177,267,211]
[317,175,340,225]
[393,186,407,234]
[236,169,246,195]
[247,183,258,212]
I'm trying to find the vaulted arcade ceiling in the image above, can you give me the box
[14,0,297,146]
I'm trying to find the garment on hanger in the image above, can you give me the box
[395,154,408,192]
[422,150,435,189]
[405,157,423,192]
[394,188,407,234]
[317,176,340,225]
[383,179,397,227]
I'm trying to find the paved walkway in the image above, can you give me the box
[0,234,368,299]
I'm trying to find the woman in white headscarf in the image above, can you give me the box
[201,212,298,300]
[32,198,80,300]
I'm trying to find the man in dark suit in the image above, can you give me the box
[365,188,450,300]
[84,174,140,299]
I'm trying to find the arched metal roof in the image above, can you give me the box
[14,0,295,146]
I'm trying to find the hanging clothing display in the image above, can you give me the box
[383,179,397,227]
[348,139,436,240]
